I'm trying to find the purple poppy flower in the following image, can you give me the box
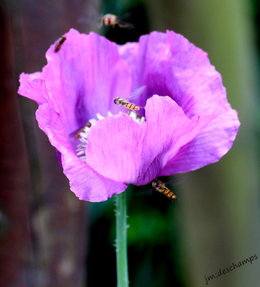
[18,29,240,202]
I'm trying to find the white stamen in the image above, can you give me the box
[75,110,145,162]
[139,117,145,124]
[96,113,104,120]
[127,110,145,124]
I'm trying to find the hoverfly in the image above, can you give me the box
[101,14,134,29]
[70,121,92,139]
[114,86,146,111]
[54,35,66,52]
[151,178,177,199]
[132,177,179,200]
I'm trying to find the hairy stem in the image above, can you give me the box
[115,192,128,287]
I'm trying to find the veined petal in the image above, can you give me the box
[18,72,47,105]
[161,109,240,175]
[36,103,127,202]
[61,153,127,202]
[85,95,212,185]
[119,31,240,178]
[120,30,230,117]
[43,29,132,135]
[85,113,146,183]
[141,95,213,183]
[18,30,133,202]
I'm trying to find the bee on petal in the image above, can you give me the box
[54,36,66,52]
[114,86,146,111]
[152,178,177,199]
[101,14,134,29]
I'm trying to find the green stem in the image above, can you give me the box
[115,191,129,287]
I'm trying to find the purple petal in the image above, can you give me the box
[18,72,47,104]
[142,95,214,183]
[85,95,212,185]
[18,30,133,201]
[160,109,240,175]
[61,153,127,202]
[85,112,146,183]
[120,30,230,117]
[119,30,240,176]
[36,103,127,202]
[42,29,132,135]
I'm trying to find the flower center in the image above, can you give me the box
[75,110,145,161]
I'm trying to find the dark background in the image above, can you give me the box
[0,0,259,286]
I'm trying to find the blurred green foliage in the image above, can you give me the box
[87,183,185,287]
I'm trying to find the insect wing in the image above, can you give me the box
[115,12,134,29]
[117,19,135,29]
[127,86,146,101]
